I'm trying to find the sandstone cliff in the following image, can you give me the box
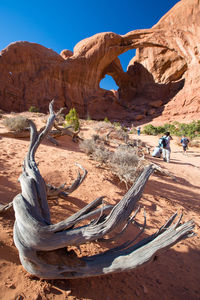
[130,0,200,123]
[0,0,199,122]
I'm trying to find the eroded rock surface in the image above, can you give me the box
[0,0,199,122]
[129,0,200,122]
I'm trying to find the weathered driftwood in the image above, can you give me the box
[0,202,13,213]
[13,101,195,279]
[0,164,88,213]
[0,126,79,142]
[49,121,80,141]
[46,163,88,200]
[49,107,81,143]
[152,163,177,181]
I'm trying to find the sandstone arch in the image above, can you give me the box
[0,29,187,118]
[0,0,199,121]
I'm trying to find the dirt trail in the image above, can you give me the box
[0,121,199,300]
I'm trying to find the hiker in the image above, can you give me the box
[152,144,162,158]
[160,132,173,163]
[152,136,164,158]
[137,126,141,136]
[180,135,189,154]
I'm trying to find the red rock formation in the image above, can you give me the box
[129,0,200,122]
[0,0,199,122]
[60,49,73,59]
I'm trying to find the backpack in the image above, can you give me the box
[181,137,189,145]
[159,136,167,148]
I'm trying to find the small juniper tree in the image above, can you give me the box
[29,106,39,113]
[65,108,80,131]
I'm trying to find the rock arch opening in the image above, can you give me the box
[99,50,136,92]
[99,74,118,91]
[118,50,136,72]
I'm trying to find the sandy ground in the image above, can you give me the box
[0,115,199,300]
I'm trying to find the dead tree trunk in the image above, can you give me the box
[13,101,195,279]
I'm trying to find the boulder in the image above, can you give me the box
[135,114,145,121]
[149,100,163,108]
[148,108,156,116]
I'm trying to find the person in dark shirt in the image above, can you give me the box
[180,135,189,154]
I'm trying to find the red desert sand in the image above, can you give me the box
[0,114,199,300]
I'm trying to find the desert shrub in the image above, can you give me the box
[143,123,176,135]
[65,108,80,131]
[80,136,145,185]
[91,134,101,142]
[108,128,129,143]
[104,117,110,123]
[122,126,128,132]
[29,106,39,113]
[92,144,111,163]
[155,125,165,134]
[143,121,200,139]
[128,138,146,149]
[79,138,96,155]
[110,145,143,184]
[113,122,121,129]
[189,138,200,147]
[143,124,158,135]
[111,145,139,167]
[163,123,176,133]
[95,122,128,143]
[95,122,115,134]
[176,121,200,138]
[79,137,111,163]
[3,116,29,132]
[111,162,143,185]
[129,127,137,134]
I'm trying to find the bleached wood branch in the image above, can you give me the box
[12,101,195,279]
[0,202,13,213]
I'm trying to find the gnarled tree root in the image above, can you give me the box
[0,164,88,214]
[13,101,195,279]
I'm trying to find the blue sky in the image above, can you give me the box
[0,0,179,90]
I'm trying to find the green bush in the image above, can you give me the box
[143,121,200,139]
[143,124,158,135]
[113,122,121,129]
[176,121,200,138]
[104,117,110,123]
[65,108,80,131]
[29,106,39,113]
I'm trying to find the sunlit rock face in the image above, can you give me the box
[0,0,199,122]
[129,0,200,122]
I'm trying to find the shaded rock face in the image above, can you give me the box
[0,0,199,122]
